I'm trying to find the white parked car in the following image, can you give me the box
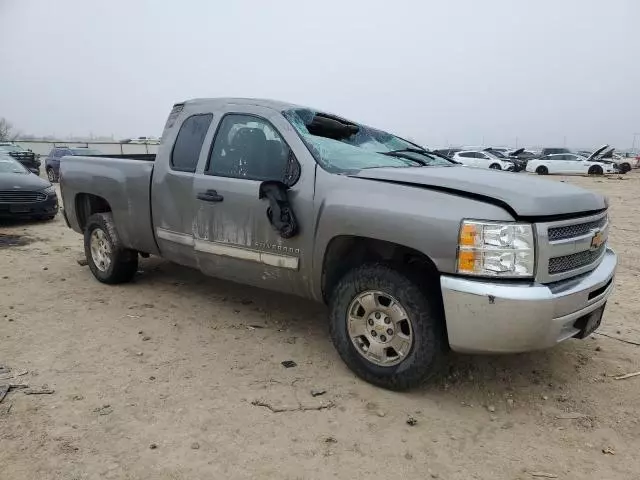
[452,150,515,171]
[526,151,618,176]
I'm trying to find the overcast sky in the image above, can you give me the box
[1,0,638,148]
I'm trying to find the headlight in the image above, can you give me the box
[457,220,535,278]
[43,185,56,196]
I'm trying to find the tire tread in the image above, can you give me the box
[328,263,445,391]
[84,213,138,284]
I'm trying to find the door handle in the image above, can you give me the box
[197,189,224,202]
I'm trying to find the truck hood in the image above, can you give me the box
[351,166,606,218]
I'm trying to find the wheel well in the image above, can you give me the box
[321,236,440,303]
[489,163,500,169]
[75,193,112,231]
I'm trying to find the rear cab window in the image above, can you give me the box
[171,114,214,172]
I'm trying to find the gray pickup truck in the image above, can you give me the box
[60,98,616,390]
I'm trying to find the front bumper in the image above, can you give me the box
[0,193,58,218]
[440,248,616,353]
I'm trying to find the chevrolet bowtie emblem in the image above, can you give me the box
[590,230,605,251]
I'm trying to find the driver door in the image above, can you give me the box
[476,152,492,168]
[191,107,314,297]
[564,154,584,174]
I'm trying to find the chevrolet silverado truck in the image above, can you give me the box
[60,98,616,390]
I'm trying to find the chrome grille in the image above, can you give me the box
[0,190,47,203]
[548,216,607,241]
[535,210,608,283]
[549,244,606,274]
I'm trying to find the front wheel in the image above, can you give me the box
[329,263,445,390]
[619,163,631,174]
[536,166,548,175]
[588,165,603,176]
[84,213,138,284]
[489,163,501,170]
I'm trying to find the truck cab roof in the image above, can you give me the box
[181,97,303,112]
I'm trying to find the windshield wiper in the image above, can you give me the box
[379,148,431,166]
[386,147,429,155]
[381,148,459,166]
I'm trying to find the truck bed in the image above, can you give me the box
[60,155,159,256]
[81,154,157,162]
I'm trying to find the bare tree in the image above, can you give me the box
[0,118,19,142]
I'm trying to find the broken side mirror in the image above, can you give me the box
[258,180,298,239]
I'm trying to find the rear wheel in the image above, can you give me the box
[588,165,603,176]
[489,163,501,170]
[536,166,548,175]
[84,213,138,284]
[46,168,57,183]
[329,263,445,391]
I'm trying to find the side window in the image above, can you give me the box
[207,114,299,184]
[171,114,213,172]
[458,152,474,158]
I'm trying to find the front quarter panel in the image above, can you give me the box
[311,169,515,300]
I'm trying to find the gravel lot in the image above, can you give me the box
[1,173,639,480]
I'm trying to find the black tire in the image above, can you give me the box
[84,212,138,284]
[46,168,58,183]
[489,163,501,170]
[588,165,603,176]
[536,166,548,175]
[328,263,445,391]
[620,163,631,174]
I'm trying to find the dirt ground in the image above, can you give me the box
[1,173,639,480]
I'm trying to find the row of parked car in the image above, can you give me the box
[433,145,640,175]
[0,144,106,221]
[0,143,103,181]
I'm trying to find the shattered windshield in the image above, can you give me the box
[283,108,454,173]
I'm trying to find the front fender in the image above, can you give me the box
[310,173,515,300]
